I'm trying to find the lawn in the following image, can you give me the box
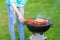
[0,0,60,40]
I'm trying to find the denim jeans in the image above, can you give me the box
[6,4,24,40]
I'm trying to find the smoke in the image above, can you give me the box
[36,13,51,19]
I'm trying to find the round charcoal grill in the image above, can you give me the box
[25,18,52,33]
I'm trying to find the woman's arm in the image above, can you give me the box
[10,0,24,22]
[11,4,24,22]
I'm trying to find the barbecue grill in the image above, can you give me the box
[25,18,53,40]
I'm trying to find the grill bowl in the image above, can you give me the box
[25,18,52,33]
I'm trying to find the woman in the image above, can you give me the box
[6,0,27,40]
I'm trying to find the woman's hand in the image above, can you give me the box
[18,15,25,22]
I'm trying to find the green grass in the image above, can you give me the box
[0,0,60,40]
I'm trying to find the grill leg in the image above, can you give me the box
[29,33,47,40]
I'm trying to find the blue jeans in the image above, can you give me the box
[6,4,24,40]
